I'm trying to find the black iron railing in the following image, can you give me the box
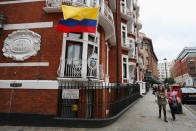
[59,82,140,119]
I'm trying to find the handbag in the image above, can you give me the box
[172,100,178,109]
[171,94,177,107]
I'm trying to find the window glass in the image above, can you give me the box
[121,0,126,13]
[121,23,127,45]
[90,0,96,7]
[77,0,86,4]
[88,35,95,42]
[66,42,83,65]
[123,63,127,78]
[123,57,127,79]
[68,33,83,39]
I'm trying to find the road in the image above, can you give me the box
[184,104,196,115]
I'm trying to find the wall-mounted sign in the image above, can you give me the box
[2,29,41,61]
[10,83,22,87]
[72,105,78,111]
[62,89,79,99]
[88,53,98,70]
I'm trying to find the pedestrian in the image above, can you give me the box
[153,85,158,95]
[156,85,168,122]
[167,86,177,120]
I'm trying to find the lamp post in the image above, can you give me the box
[164,58,167,84]
[0,13,7,36]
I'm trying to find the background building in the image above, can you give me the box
[157,61,172,83]
[0,0,143,119]
[141,33,159,87]
[173,47,196,87]
[169,60,176,78]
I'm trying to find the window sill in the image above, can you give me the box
[57,77,104,83]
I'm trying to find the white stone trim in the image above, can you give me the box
[0,62,49,67]
[128,62,136,66]
[4,22,53,30]
[58,33,67,77]
[0,80,59,89]
[57,77,104,82]
[0,0,45,5]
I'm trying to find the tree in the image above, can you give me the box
[164,77,175,84]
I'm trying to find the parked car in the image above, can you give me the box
[181,87,196,103]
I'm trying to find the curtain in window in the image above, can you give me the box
[66,43,82,65]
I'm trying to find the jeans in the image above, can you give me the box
[169,103,176,120]
[159,104,167,120]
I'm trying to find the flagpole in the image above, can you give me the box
[92,7,100,53]
[90,7,100,78]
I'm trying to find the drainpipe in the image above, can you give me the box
[116,0,120,84]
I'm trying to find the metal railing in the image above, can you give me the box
[64,60,82,78]
[59,82,140,118]
[64,59,99,78]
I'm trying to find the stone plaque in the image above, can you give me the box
[2,29,41,61]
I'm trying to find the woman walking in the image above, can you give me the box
[167,86,177,120]
[156,85,168,122]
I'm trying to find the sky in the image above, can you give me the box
[140,0,196,62]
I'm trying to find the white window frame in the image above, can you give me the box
[120,0,127,14]
[128,63,136,84]
[127,38,135,57]
[59,32,100,79]
[122,55,129,83]
[130,0,133,12]
[87,33,100,78]
[121,23,127,46]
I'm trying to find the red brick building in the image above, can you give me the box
[141,34,159,85]
[173,47,196,87]
[0,0,142,118]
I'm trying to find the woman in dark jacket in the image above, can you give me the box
[156,85,168,122]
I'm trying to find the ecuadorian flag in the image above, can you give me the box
[57,5,99,33]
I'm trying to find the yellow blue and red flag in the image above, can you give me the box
[57,5,99,33]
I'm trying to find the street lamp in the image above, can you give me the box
[0,13,7,36]
[164,58,167,84]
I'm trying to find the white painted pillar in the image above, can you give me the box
[59,33,67,77]
[81,33,88,78]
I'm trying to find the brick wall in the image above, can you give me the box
[109,0,122,83]
[0,89,59,115]
[98,26,107,81]
[0,1,63,80]
[174,56,196,77]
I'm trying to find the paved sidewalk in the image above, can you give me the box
[1,89,196,131]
